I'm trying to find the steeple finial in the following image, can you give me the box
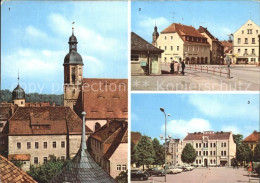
[72,21,75,35]
[18,69,20,84]
[81,111,87,154]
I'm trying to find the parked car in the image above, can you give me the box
[166,166,183,174]
[145,168,165,176]
[182,164,194,171]
[131,170,148,181]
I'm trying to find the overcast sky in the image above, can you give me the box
[131,94,259,142]
[132,1,260,43]
[1,1,128,94]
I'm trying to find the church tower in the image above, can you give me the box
[12,73,25,107]
[63,27,83,110]
[152,24,159,46]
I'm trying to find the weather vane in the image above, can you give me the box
[72,22,75,34]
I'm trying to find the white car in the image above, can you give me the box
[166,166,183,174]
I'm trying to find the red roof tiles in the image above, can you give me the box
[82,79,128,120]
[0,155,37,183]
[183,131,231,141]
[243,131,260,142]
[9,106,92,135]
[131,132,142,145]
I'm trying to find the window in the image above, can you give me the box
[210,151,212,156]
[214,143,216,147]
[245,49,248,54]
[43,157,48,164]
[117,165,121,171]
[17,142,21,149]
[237,38,241,44]
[214,151,216,156]
[210,160,212,164]
[177,46,179,51]
[171,36,173,40]
[164,57,167,62]
[214,159,216,164]
[21,101,23,104]
[35,142,39,149]
[210,143,212,148]
[257,30,258,34]
[52,142,56,148]
[199,143,201,148]
[61,156,65,161]
[199,160,201,164]
[196,143,198,148]
[206,151,208,156]
[199,151,201,156]
[131,54,139,61]
[224,142,226,147]
[122,165,127,171]
[164,36,167,40]
[247,29,252,34]
[72,67,76,83]
[165,46,167,50]
[238,49,240,53]
[27,142,31,149]
[245,38,248,44]
[187,36,190,41]
[43,142,47,149]
[61,141,65,148]
[171,46,173,51]
[252,38,255,44]
[203,151,205,156]
[242,30,244,34]
[34,157,38,164]
[196,160,198,164]
[224,151,226,156]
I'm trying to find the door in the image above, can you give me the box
[151,56,158,74]
[204,159,208,167]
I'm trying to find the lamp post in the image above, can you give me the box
[160,107,171,182]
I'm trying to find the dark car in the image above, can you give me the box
[131,170,148,181]
[145,168,165,176]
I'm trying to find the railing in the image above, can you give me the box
[186,65,231,79]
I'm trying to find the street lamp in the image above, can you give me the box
[160,107,171,182]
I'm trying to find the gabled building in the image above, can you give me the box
[155,23,210,64]
[243,130,260,151]
[220,40,233,64]
[0,154,37,183]
[8,106,92,171]
[167,139,183,166]
[88,120,128,178]
[183,131,236,167]
[198,26,224,64]
[233,19,259,64]
[131,32,164,75]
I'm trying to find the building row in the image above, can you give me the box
[131,19,259,75]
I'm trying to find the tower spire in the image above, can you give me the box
[72,21,75,35]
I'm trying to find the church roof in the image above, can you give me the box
[0,155,37,183]
[131,32,163,53]
[81,78,128,120]
[50,112,116,183]
[12,84,25,100]
[64,50,83,65]
[9,106,92,135]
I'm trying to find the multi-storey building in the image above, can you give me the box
[233,19,259,64]
[243,130,260,152]
[198,26,224,64]
[183,131,236,167]
[154,23,210,64]
[167,139,183,166]
[220,40,233,64]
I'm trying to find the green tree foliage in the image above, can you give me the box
[253,143,260,162]
[134,136,155,170]
[11,160,24,169]
[181,143,197,164]
[236,143,253,164]
[0,90,63,106]
[27,155,69,183]
[131,141,137,164]
[115,171,127,183]
[152,138,164,165]
[233,134,243,145]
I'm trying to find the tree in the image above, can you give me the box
[181,143,197,164]
[253,143,260,162]
[115,171,127,183]
[11,160,24,169]
[233,134,243,145]
[134,136,155,170]
[152,138,164,165]
[236,143,253,164]
[28,155,69,183]
[131,141,137,164]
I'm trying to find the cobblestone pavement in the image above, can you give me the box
[131,167,260,183]
[131,64,260,91]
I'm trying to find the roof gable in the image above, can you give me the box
[183,131,231,141]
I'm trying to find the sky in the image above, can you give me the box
[132,0,260,43]
[131,94,259,142]
[1,1,128,94]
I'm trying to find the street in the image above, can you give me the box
[131,167,260,183]
[131,64,260,91]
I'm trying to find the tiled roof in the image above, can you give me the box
[131,131,142,145]
[9,107,92,135]
[243,131,260,142]
[197,26,218,41]
[8,154,31,161]
[0,155,37,183]
[131,32,164,53]
[0,106,13,120]
[82,79,128,120]
[220,41,232,47]
[25,102,54,107]
[183,131,231,141]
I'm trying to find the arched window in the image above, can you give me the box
[95,122,101,131]
[72,67,76,83]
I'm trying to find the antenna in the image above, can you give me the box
[170,11,176,23]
